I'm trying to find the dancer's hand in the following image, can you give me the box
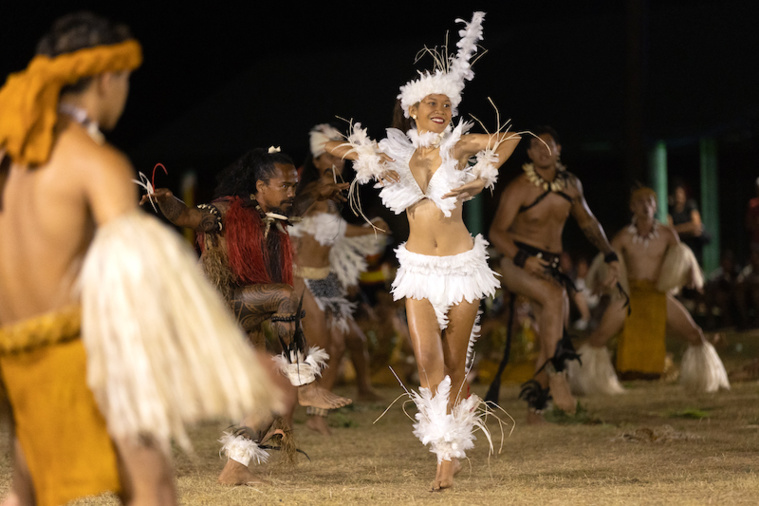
[443,178,486,200]
[369,217,390,234]
[377,169,400,185]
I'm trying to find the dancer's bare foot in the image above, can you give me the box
[217,459,268,486]
[548,371,577,414]
[297,381,352,409]
[430,459,459,491]
[306,414,332,436]
[526,408,548,425]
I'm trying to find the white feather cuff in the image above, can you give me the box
[219,431,269,466]
[80,210,284,454]
[272,346,330,386]
[345,123,385,184]
[470,149,499,190]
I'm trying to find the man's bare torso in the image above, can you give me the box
[507,174,577,253]
[0,120,135,324]
[615,223,677,282]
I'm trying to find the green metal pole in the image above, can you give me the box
[700,137,719,273]
[465,194,483,237]
[649,140,668,224]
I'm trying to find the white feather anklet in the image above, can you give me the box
[219,430,269,466]
[272,346,329,386]
[410,376,493,463]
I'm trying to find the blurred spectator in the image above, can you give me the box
[703,249,741,330]
[745,177,759,252]
[735,247,759,329]
[668,180,707,265]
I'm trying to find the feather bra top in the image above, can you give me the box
[347,120,498,218]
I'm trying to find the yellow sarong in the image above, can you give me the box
[0,307,120,506]
[616,279,667,376]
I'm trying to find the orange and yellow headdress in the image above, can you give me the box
[0,39,142,167]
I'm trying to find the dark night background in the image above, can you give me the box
[2,1,758,267]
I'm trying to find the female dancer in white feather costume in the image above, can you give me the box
[325,12,520,490]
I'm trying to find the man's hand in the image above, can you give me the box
[523,255,554,281]
[139,187,174,207]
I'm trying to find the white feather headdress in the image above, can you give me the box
[397,11,486,118]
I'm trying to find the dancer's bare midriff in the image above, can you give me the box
[405,199,473,256]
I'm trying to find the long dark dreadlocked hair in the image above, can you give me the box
[207,148,296,286]
[213,148,295,200]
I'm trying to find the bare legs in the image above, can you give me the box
[406,297,479,491]
[345,318,383,401]
[666,293,706,345]
[499,258,575,418]
[3,434,178,506]
[114,438,177,506]
[1,438,33,506]
[586,296,628,348]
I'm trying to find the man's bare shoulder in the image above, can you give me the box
[55,125,134,184]
[611,226,631,248]
[659,223,680,243]
[503,173,532,193]
[563,170,584,194]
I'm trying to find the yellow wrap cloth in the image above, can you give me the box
[616,279,668,376]
[0,308,120,506]
[0,39,142,166]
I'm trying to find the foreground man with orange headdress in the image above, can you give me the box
[0,12,286,505]
[567,186,730,395]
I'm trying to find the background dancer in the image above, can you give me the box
[569,186,729,395]
[144,147,352,485]
[487,125,620,423]
[290,124,388,435]
[0,12,284,505]
[325,12,520,491]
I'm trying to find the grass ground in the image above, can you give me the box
[2,330,759,505]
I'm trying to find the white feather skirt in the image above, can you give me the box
[680,342,730,393]
[410,376,492,463]
[80,210,285,454]
[391,234,499,330]
[567,343,626,396]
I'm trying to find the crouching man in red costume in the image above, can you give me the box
[143,147,351,485]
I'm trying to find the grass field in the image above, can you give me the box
[2,330,759,505]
